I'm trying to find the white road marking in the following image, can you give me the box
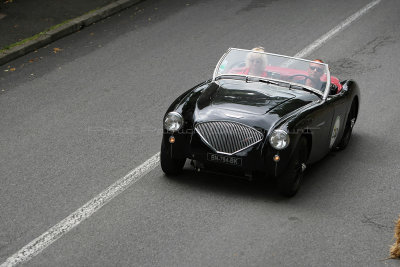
[0,153,160,267]
[294,0,381,58]
[0,1,381,266]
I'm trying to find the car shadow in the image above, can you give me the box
[163,132,370,202]
[165,165,284,203]
[299,132,372,194]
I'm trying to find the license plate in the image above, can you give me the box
[207,153,242,166]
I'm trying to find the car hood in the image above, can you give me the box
[194,79,317,130]
[211,83,295,115]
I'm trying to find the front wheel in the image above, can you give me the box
[160,139,186,176]
[277,137,308,197]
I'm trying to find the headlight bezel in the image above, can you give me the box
[163,111,184,132]
[269,129,290,150]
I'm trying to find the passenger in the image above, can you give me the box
[245,47,268,77]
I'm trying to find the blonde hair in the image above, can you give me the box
[246,47,268,69]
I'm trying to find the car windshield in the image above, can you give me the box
[214,48,330,95]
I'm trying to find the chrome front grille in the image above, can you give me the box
[195,121,264,155]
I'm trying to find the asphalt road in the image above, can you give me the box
[1,0,400,266]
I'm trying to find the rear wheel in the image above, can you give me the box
[336,102,357,150]
[277,137,308,197]
[160,139,186,175]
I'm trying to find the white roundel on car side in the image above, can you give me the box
[330,116,341,148]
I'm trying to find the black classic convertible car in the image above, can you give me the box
[161,48,360,197]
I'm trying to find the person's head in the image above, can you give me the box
[308,59,325,80]
[246,47,267,76]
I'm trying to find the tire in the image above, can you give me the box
[336,102,357,150]
[277,137,308,197]
[160,139,186,175]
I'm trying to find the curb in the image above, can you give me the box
[0,0,142,66]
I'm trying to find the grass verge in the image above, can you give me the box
[0,6,101,54]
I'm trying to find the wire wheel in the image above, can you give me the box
[278,137,308,197]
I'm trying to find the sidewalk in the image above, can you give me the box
[0,0,142,66]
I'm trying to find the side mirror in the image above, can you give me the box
[329,83,338,95]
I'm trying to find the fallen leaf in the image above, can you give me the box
[10,68,16,72]
[148,17,151,21]
[29,59,34,63]
[53,47,62,53]
[390,216,400,259]
[90,33,94,36]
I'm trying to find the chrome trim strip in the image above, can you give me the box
[228,48,330,64]
[322,66,331,101]
[212,48,231,81]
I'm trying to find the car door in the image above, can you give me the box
[325,91,349,149]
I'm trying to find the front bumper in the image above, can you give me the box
[162,131,294,178]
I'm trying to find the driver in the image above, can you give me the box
[305,59,325,89]
[301,59,342,93]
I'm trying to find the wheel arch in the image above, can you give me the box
[302,133,312,162]
[352,96,359,121]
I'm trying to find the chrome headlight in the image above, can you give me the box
[164,112,183,132]
[269,129,290,150]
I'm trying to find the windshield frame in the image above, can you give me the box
[213,48,331,100]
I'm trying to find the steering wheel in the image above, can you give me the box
[286,74,312,82]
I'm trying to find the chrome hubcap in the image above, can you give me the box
[350,118,356,128]
[301,163,307,172]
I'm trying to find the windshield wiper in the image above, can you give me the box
[215,75,247,81]
[288,83,323,97]
[254,77,323,97]
[254,77,291,88]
